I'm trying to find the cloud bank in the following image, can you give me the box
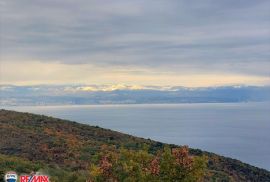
[1,0,269,86]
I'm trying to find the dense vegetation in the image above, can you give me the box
[89,145,207,182]
[0,109,270,181]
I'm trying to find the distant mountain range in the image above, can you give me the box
[1,84,270,106]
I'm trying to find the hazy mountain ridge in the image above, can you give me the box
[1,85,270,106]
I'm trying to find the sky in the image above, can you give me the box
[0,0,270,87]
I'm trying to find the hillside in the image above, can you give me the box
[0,109,270,181]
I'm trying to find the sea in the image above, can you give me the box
[3,102,270,170]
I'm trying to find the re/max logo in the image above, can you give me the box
[20,175,49,182]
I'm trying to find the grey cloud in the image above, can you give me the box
[1,0,270,76]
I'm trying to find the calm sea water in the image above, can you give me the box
[4,102,270,170]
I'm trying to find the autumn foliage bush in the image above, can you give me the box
[89,145,207,182]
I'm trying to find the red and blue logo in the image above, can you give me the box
[20,175,49,182]
[4,171,49,182]
[4,171,17,182]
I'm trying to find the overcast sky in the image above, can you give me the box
[0,0,269,86]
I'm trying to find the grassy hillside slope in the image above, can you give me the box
[0,109,269,181]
